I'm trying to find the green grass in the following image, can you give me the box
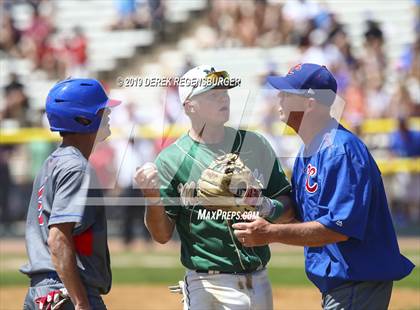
[1,246,419,288]
[268,267,313,286]
[0,271,27,286]
[112,267,185,284]
[394,267,420,289]
[2,266,418,289]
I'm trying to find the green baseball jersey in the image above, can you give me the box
[155,127,291,272]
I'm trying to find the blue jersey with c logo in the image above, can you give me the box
[292,119,415,293]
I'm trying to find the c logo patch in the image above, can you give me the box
[305,164,318,193]
[287,64,302,75]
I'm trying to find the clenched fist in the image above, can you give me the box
[134,163,161,201]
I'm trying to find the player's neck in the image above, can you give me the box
[189,122,225,144]
[62,134,96,159]
[298,115,334,146]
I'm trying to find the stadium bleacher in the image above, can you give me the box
[1,0,207,109]
[1,0,416,109]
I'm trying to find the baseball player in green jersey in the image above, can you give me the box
[135,65,295,310]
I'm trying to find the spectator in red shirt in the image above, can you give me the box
[65,27,88,77]
[21,8,53,68]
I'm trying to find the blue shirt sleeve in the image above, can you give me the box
[315,150,372,240]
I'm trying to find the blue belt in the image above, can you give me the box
[30,271,61,286]
[29,271,102,296]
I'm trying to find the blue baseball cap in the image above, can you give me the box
[267,63,337,106]
[46,78,121,133]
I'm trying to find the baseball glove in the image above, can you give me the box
[35,288,70,310]
[196,153,263,212]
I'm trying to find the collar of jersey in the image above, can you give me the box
[303,118,338,157]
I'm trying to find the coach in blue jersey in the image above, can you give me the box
[233,63,414,309]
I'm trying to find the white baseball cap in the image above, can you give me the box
[178,65,239,104]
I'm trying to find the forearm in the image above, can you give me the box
[258,194,296,224]
[49,233,89,308]
[144,204,175,244]
[271,195,296,224]
[268,221,348,246]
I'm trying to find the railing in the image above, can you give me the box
[1,118,420,175]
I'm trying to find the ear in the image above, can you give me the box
[305,97,317,111]
[184,99,195,114]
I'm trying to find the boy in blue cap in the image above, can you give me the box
[233,63,414,309]
[21,78,121,310]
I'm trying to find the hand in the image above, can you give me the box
[232,217,274,247]
[134,163,161,202]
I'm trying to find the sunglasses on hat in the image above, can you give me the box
[185,69,231,101]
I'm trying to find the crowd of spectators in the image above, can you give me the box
[1,0,166,80]
[198,0,420,123]
[1,1,88,79]
[111,0,165,32]
[1,0,419,240]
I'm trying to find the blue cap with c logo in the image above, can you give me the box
[267,63,337,106]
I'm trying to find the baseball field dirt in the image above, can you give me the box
[1,238,418,309]
[1,285,419,309]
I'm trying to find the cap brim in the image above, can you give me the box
[213,80,240,90]
[189,82,238,99]
[208,70,239,90]
[213,84,239,90]
[106,98,122,108]
[267,76,306,95]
